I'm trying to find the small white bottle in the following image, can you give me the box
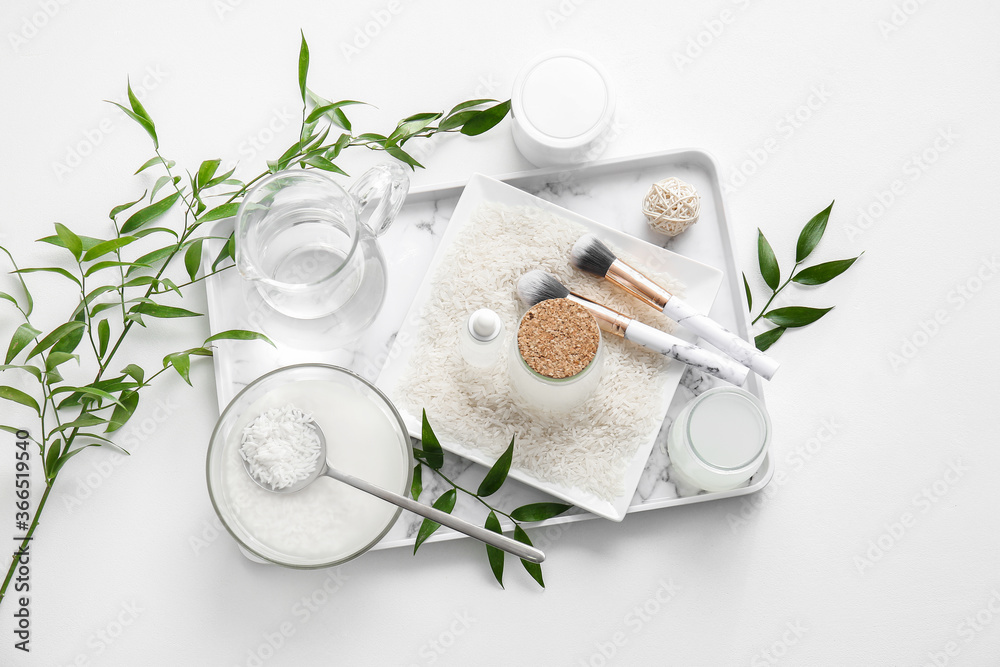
[459,309,505,369]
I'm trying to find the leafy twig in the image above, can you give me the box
[745,201,863,351]
[410,411,571,588]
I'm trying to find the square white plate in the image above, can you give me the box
[376,173,724,520]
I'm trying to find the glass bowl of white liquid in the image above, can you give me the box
[206,364,413,568]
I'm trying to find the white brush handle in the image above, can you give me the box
[624,321,749,386]
[661,298,779,380]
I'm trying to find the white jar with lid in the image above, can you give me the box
[511,50,616,167]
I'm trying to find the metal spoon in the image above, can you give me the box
[242,420,545,564]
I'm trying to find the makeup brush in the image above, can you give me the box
[571,234,779,380]
[517,271,749,386]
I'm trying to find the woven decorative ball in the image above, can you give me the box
[642,177,701,236]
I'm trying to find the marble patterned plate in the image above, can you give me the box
[375,174,724,521]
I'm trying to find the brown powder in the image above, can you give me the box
[517,299,601,379]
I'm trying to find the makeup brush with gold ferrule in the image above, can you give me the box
[570,234,779,380]
[517,271,749,386]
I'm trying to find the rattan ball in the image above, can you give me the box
[642,177,701,237]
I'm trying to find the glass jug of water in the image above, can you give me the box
[235,164,408,348]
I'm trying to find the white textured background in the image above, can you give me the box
[1,0,998,665]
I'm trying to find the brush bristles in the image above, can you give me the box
[517,270,570,306]
[571,234,617,277]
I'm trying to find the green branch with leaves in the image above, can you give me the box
[744,201,863,351]
[410,412,571,588]
[0,31,513,607]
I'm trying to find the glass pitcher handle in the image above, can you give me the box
[348,163,409,237]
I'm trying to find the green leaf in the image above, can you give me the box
[445,98,496,117]
[298,31,309,102]
[109,191,148,220]
[460,100,511,136]
[510,502,573,522]
[757,229,780,291]
[84,260,143,278]
[477,436,514,497]
[763,306,834,328]
[196,159,221,189]
[121,364,144,384]
[73,432,130,455]
[107,97,157,149]
[484,511,505,588]
[388,112,442,145]
[514,525,544,587]
[150,176,179,201]
[385,145,424,170]
[0,246,32,316]
[796,201,834,263]
[51,310,86,356]
[754,327,786,352]
[51,444,97,477]
[83,236,137,262]
[792,255,861,286]
[97,319,110,358]
[128,246,175,275]
[420,409,443,470]
[45,351,79,371]
[135,156,166,174]
[0,386,40,414]
[0,291,20,310]
[54,223,83,260]
[184,239,203,282]
[303,155,348,175]
[49,413,107,435]
[127,79,153,126]
[438,110,479,131]
[13,266,81,287]
[44,439,63,478]
[25,321,86,361]
[130,303,201,319]
[198,202,240,223]
[6,323,40,364]
[0,364,42,381]
[357,133,386,143]
[305,100,366,124]
[121,192,181,235]
[203,329,275,346]
[413,488,457,553]
[410,464,422,501]
[212,234,236,271]
[51,384,126,409]
[163,352,193,385]
[106,390,139,432]
[742,272,752,312]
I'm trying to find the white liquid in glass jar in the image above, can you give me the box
[220,380,407,563]
[667,387,770,492]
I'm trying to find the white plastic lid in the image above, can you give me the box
[511,50,615,156]
[468,308,502,342]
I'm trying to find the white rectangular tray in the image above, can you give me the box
[203,148,774,549]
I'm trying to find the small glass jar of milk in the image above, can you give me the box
[667,387,771,492]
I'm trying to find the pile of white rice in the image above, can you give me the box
[395,202,684,500]
[239,404,321,490]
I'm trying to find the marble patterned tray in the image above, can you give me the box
[203,149,774,550]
